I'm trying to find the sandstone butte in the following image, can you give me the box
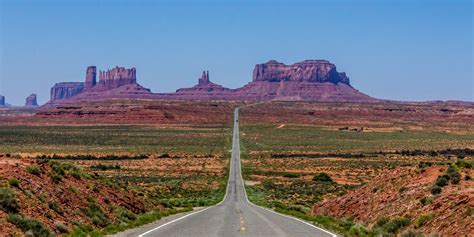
[0,95,5,106]
[25,94,38,107]
[47,60,378,105]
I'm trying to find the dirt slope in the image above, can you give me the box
[0,158,153,235]
[311,165,474,236]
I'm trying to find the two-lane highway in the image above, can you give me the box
[137,107,337,237]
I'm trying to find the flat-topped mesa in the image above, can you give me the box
[25,94,38,107]
[0,95,5,106]
[51,82,85,101]
[85,66,97,90]
[252,60,350,85]
[98,66,137,90]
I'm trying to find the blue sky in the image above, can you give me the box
[1,0,472,105]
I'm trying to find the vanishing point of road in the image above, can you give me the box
[136,107,337,237]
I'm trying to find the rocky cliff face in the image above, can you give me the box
[48,59,377,103]
[50,66,144,102]
[0,95,5,106]
[84,66,97,90]
[96,67,137,91]
[253,60,350,84]
[25,94,38,107]
[233,60,372,101]
[50,82,85,101]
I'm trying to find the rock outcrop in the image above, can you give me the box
[49,66,148,102]
[48,59,378,103]
[0,95,5,106]
[84,66,97,90]
[234,60,373,101]
[25,94,38,107]
[253,60,350,84]
[172,70,232,99]
[50,82,85,101]
[96,67,137,91]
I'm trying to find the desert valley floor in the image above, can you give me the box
[0,100,473,236]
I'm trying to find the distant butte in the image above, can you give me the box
[25,94,38,107]
[47,59,377,104]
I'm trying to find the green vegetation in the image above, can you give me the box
[7,213,53,237]
[415,214,433,228]
[312,173,333,182]
[26,165,42,175]
[81,202,110,227]
[0,125,230,155]
[0,187,19,212]
[240,124,474,153]
[8,178,20,188]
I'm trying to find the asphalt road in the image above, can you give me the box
[137,107,337,237]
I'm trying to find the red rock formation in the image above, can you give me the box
[47,59,378,104]
[84,66,97,90]
[173,70,232,99]
[96,66,137,91]
[50,82,85,101]
[234,60,373,101]
[253,60,350,84]
[0,95,5,106]
[25,94,38,107]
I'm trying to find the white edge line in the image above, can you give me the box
[236,106,338,237]
[137,125,234,237]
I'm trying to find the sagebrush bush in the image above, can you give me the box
[26,165,42,176]
[7,213,53,237]
[8,178,20,188]
[0,187,19,212]
[430,185,442,195]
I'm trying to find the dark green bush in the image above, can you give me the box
[435,176,449,187]
[81,202,110,227]
[26,165,42,176]
[312,173,333,182]
[384,217,411,233]
[7,213,53,237]
[430,185,442,195]
[0,187,19,212]
[54,221,70,233]
[48,200,63,215]
[8,178,20,188]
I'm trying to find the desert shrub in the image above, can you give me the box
[465,175,471,181]
[430,185,442,195]
[7,213,53,237]
[312,173,333,182]
[384,217,411,233]
[435,175,449,187]
[0,187,19,212]
[455,160,472,169]
[375,216,389,228]
[401,229,423,237]
[419,196,433,206]
[26,165,42,176]
[349,224,370,236]
[8,178,20,188]
[114,207,137,223]
[90,164,121,171]
[81,202,110,227]
[48,200,63,214]
[54,221,70,233]
[37,194,46,203]
[51,173,62,183]
[415,214,433,227]
[450,172,461,184]
[465,207,473,217]
[283,173,299,178]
